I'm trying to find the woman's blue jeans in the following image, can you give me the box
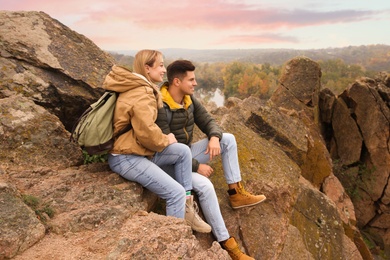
[108,142,193,219]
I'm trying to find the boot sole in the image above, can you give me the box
[185,220,212,233]
[193,227,212,233]
[186,220,211,233]
[231,196,266,209]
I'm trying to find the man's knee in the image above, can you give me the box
[193,175,215,196]
[221,133,237,148]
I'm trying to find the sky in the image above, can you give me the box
[2,0,390,52]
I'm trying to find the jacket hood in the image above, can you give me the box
[160,83,192,110]
[103,65,153,93]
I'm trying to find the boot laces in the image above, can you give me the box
[238,185,252,197]
[192,201,204,221]
[231,246,243,257]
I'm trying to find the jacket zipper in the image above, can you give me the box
[183,109,190,143]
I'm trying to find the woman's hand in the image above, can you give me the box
[167,133,177,144]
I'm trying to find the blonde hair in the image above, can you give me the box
[133,49,163,83]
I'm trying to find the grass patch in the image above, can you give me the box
[22,194,55,221]
[83,150,108,164]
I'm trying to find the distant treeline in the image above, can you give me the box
[108,44,389,101]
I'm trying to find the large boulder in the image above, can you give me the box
[0,11,114,130]
[0,95,82,168]
[331,97,363,165]
[269,57,332,188]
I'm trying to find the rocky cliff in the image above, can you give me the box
[320,73,390,257]
[1,11,389,260]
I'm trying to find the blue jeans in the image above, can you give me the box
[108,142,193,219]
[192,133,242,185]
[162,133,241,241]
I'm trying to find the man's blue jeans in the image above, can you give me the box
[163,133,241,241]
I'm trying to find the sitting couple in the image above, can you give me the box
[103,49,266,260]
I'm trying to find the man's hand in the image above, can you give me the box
[205,136,221,160]
[197,163,214,178]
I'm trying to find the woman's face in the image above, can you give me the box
[146,56,166,83]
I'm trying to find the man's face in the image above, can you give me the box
[177,71,197,95]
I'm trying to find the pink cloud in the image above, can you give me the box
[3,0,389,50]
[3,0,387,32]
[74,1,386,31]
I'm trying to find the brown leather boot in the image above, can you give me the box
[221,237,254,260]
[228,182,266,209]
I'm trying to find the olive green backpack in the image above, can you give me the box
[70,91,131,155]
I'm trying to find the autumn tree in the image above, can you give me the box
[222,61,280,99]
[318,59,370,94]
[194,62,225,91]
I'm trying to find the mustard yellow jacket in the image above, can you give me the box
[102,65,169,155]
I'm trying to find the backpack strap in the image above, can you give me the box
[114,123,132,138]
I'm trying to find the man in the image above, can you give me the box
[156,60,266,260]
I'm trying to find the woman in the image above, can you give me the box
[103,50,210,233]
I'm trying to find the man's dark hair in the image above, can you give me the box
[167,60,195,85]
